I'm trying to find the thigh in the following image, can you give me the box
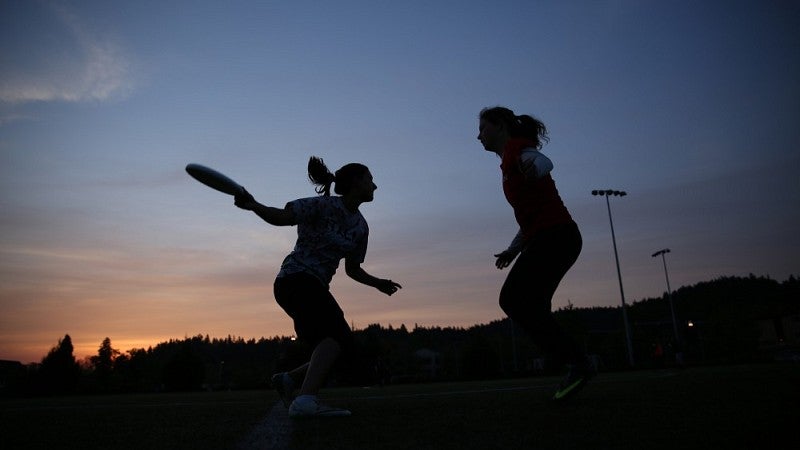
[523,222,582,279]
[504,223,582,307]
[274,273,353,350]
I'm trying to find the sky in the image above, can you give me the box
[1,0,798,364]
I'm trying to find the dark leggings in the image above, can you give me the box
[499,221,583,368]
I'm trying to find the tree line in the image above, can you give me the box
[1,274,797,397]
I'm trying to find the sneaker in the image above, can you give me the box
[288,395,351,418]
[552,360,595,401]
[271,372,295,408]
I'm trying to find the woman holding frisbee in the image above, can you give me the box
[234,156,401,417]
[477,106,593,401]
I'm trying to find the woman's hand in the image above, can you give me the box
[376,279,402,296]
[234,188,257,210]
[494,250,518,270]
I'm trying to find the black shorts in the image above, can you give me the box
[273,272,354,353]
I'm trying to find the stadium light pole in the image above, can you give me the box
[592,189,635,367]
[652,248,680,343]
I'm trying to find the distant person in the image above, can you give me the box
[477,106,593,401]
[652,342,665,368]
[234,157,402,417]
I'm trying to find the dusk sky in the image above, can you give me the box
[2,1,798,364]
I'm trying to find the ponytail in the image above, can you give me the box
[307,156,370,196]
[515,114,549,149]
[308,156,335,196]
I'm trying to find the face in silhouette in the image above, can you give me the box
[478,118,506,154]
[350,170,377,203]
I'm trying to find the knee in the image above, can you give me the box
[498,289,516,315]
[499,290,527,318]
[330,331,355,360]
[499,291,551,323]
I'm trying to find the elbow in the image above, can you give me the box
[345,263,361,279]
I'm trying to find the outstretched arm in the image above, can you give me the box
[345,259,401,296]
[234,189,296,226]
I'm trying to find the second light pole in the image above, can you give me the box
[652,248,680,343]
[592,189,634,367]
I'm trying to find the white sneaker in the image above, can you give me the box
[288,395,351,418]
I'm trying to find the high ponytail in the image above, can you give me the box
[308,156,335,196]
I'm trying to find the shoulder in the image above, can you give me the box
[501,138,535,165]
[519,148,554,178]
[286,196,327,219]
[288,195,321,204]
[289,195,341,207]
[519,147,550,164]
[519,146,540,158]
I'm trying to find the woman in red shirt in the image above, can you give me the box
[478,106,593,401]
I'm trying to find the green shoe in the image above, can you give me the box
[552,362,595,401]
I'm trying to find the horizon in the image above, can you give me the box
[2,2,799,365]
[15,272,797,365]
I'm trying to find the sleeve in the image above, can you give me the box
[284,197,320,224]
[519,148,553,179]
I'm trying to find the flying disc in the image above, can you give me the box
[185,163,244,196]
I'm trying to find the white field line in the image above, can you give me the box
[329,370,679,402]
[237,401,291,450]
[349,384,553,401]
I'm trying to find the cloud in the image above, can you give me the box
[0,2,134,105]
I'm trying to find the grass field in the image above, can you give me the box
[2,363,797,449]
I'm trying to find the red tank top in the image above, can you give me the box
[500,138,573,238]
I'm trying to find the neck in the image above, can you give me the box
[341,195,361,213]
[493,135,509,157]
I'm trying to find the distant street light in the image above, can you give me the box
[652,248,680,343]
[591,189,634,367]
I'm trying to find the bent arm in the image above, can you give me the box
[345,259,401,296]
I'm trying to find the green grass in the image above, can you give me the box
[2,363,798,449]
[0,390,273,449]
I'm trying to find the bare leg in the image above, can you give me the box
[298,337,341,396]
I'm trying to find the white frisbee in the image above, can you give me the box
[185,163,244,196]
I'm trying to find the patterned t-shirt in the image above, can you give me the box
[277,196,369,286]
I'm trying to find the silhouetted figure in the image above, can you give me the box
[652,342,665,368]
[234,156,401,417]
[477,107,594,401]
